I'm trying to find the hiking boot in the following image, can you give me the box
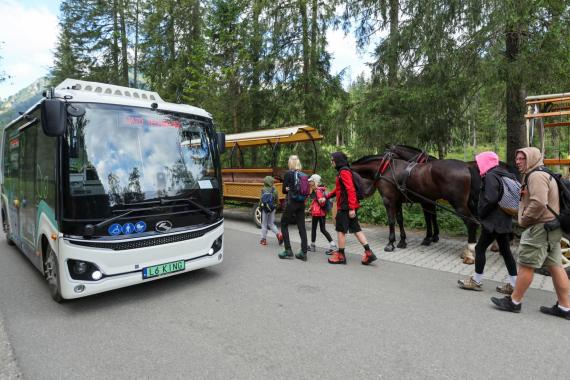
[491,296,521,313]
[328,251,346,264]
[295,251,307,261]
[278,249,293,259]
[539,302,570,320]
[310,243,316,252]
[260,238,267,246]
[458,276,482,291]
[277,232,284,245]
[361,250,377,265]
[496,283,514,295]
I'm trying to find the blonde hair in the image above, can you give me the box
[288,155,302,171]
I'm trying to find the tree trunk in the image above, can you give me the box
[119,0,129,86]
[388,0,399,86]
[112,0,120,83]
[250,0,263,131]
[299,0,310,119]
[505,26,526,166]
[133,0,139,87]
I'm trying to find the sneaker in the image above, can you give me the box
[277,232,284,246]
[496,283,514,295]
[310,243,316,252]
[328,251,346,264]
[361,250,377,265]
[278,249,293,259]
[325,248,334,255]
[295,251,307,261]
[260,238,267,246]
[458,276,482,291]
[491,296,521,313]
[539,302,570,320]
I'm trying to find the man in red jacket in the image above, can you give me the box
[324,152,377,265]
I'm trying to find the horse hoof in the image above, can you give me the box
[421,238,431,246]
[397,241,407,249]
[384,245,395,252]
[463,257,475,265]
[431,236,439,243]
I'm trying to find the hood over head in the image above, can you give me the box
[263,175,275,187]
[331,151,349,170]
[475,151,499,176]
[516,147,544,173]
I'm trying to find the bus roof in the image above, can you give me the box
[225,126,323,148]
[54,79,211,118]
[3,79,212,131]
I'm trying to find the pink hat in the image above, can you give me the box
[475,151,499,176]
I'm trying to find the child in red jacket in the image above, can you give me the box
[308,174,337,254]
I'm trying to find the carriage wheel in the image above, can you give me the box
[252,205,262,229]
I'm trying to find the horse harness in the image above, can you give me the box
[374,152,420,197]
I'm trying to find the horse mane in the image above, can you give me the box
[351,154,384,165]
[388,144,438,161]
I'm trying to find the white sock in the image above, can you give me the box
[330,241,337,248]
[511,298,521,305]
[473,272,483,283]
[559,304,570,312]
[508,275,517,287]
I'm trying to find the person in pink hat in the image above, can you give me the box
[458,151,518,293]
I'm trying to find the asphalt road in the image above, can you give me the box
[0,223,569,379]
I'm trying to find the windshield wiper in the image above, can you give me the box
[159,197,216,218]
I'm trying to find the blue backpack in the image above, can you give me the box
[260,188,277,212]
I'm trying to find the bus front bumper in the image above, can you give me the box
[57,223,224,299]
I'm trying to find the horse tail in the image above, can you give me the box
[467,165,480,217]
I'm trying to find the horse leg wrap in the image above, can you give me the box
[462,243,475,264]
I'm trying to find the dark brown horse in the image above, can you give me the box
[351,155,438,251]
[351,151,479,256]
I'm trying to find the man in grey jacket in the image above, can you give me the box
[491,147,570,320]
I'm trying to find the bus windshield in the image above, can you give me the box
[64,103,219,219]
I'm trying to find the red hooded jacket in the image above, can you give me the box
[327,169,359,210]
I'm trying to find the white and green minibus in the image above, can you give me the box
[1,79,225,301]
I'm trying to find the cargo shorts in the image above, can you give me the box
[518,223,563,268]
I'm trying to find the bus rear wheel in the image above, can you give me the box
[2,211,15,246]
[44,246,63,303]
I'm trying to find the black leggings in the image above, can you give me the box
[475,228,517,276]
[311,216,333,243]
[281,200,308,253]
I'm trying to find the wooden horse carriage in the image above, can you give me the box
[222,126,323,226]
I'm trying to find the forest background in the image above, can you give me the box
[3,0,570,233]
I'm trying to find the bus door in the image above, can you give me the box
[5,133,21,246]
[17,125,37,259]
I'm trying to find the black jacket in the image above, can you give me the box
[478,166,516,234]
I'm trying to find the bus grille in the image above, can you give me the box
[66,222,221,251]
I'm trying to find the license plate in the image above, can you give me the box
[142,260,185,279]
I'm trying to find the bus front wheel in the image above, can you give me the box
[44,246,63,303]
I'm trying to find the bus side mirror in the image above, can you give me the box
[41,99,66,137]
[217,132,226,154]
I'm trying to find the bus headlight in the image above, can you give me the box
[73,261,87,274]
[67,259,104,281]
[210,235,223,254]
